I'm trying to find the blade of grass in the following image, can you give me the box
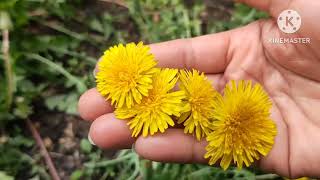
[40,21,85,41]
[85,153,134,168]
[117,149,131,157]
[127,155,140,180]
[187,167,215,178]
[182,9,191,38]
[49,46,96,65]
[255,174,279,179]
[25,53,87,92]
[36,20,100,47]
[139,160,152,180]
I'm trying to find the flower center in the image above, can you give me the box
[139,91,163,111]
[189,96,207,112]
[117,68,138,90]
[224,106,256,147]
[225,114,242,131]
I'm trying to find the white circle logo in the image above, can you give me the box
[277,10,301,34]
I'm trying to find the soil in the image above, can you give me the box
[29,113,89,179]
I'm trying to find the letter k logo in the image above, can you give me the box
[277,10,302,34]
[286,16,294,27]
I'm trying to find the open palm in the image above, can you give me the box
[78,0,320,178]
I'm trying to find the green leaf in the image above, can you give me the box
[0,171,14,180]
[45,93,79,114]
[13,97,33,119]
[80,139,92,153]
[9,135,34,147]
[0,0,18,10]
[89,18,104,33]
[70,170,84,180]
[45,95,65,111]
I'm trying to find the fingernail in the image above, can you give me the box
[93,69,97,77]
[88,134,96,146]
[131,143,135,153]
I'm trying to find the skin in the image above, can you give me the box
[78,0,320,178]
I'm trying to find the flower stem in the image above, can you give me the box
[26,119,61,180]
[2,29,13,110]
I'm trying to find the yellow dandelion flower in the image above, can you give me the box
[95,42,157,108]
[204,80,277,170]
[115,68,187,137]
[178,69,218,141]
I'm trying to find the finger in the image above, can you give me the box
[150,32,232,74]
[79,73,224,122]
[89,113,135,149]
[134,129,208,164]
[94,32,233,74]
[237,0,292,17]
[207,74,226,92]
[78,88,113,121]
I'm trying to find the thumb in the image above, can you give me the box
[236,0,293,18]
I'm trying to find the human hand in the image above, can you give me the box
[78,0,320,178]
